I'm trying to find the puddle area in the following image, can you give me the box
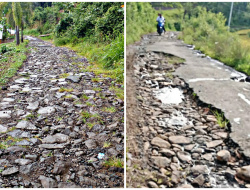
[154,87,184,105]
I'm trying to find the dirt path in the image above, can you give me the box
[0,36,124,188]
[126,32,250,188]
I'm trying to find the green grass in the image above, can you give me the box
[59,73,70,78]
[59,87,73,92]
[104,157,124,168]
[0,40,29,86]
[109,86,124,100]
[103,141,111,148]
[212,110,229,128]
[102,106,116,113]
[81,94,90,100]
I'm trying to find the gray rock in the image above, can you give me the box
[39,144,66,149]
[7,146,27,152]
[236,165,250,182]
[107,122,119,131]
[0,159,9,166]
[169,136,192,144]
[147,181,158,188]
[15,140,32,146]
[151,156,171,168]
[39,175,57,188]
[42,133,69,144]
[53,161,71,175]
[217,150,231,162]
[201,153,213,161]
[38,106,56,115]
[84,139,97,149]
[206,140,223,148]
[0,110,11,118]
[15,159,32,165]
[177,151,192,162]
[2,167,19,176]
[27,101,39,110]
[25,155,37,161]
[58,182,80,188]
[8,130,32,138]
[0,124,8,133]
[151,137,171,148]
[83,90,95,94]
[159,149,175,157]
[16,120,37,130]
[108,148,118,156]
[171,170,181,184]
[179,184,193,188]
[191,165,209,175]
[29,138,42,145]
[192,174,205,186]
[66,75,82,83]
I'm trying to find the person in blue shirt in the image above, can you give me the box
[156,13,166,34]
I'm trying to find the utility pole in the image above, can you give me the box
[228,2,234,31]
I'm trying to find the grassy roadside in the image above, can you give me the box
[126,2,183,44]
[0,41,29,88]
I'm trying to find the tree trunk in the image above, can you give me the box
[16,25,20,46]
[21,25,23,43]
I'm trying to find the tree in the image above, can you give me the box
[12,2,22,45]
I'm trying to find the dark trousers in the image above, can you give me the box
[157,24,166,32]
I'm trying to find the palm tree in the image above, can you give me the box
[12,3,22,45]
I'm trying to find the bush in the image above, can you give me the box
[248,32,250,38]
[54,37,70,46]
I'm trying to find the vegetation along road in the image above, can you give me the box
[0,2,124,188]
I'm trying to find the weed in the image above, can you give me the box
[93,87,102,91]
[87,122,95,129]
[104,157,124,168]
[81,111,92,123]
[102,107,116,113]
[81,94,89,100]
[109,86,124,100]
[212,110,229,128]
[25,114,36,120]
[46,151,53,157]
[103,141,111,148]
[59,87,73,92]
[59,73,70,78]
[165,72,173,79]
[86,102,93,106]
[91,78,101,82]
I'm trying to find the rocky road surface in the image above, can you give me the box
[126,32,250,188]
[0,36,124,188]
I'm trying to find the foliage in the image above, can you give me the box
[181,6,250,75]
[104,157,124,168]
[0,41,28,86]
[126,2,183,44]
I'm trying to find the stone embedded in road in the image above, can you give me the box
[15,159,32,165]
[217,150,231,162]
[147,181,158,188]
[192,174,205,186]
[53,161,71,175]
[2,98,15,102]
[84,139,97,149]
[39,144,66,149]
[0,110,11,118]
[169,136,192,144]
[27,101,39,110]
[83,90,95,94]
[8,130,31,138]
[2,167,19,176]
[42,133,69,144]
[0,124,8,133]
[236,165,250,182]
[206,140,223,148]
[16,120,37,130]
[177,151,192,162]
[38,106,56,115]
[151,137,171,148]
[151,156,171,168]
[66,75,82,83]
[39,175,57,188]
[191,165,209,175]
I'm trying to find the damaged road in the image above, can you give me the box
[126,32,250,188]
